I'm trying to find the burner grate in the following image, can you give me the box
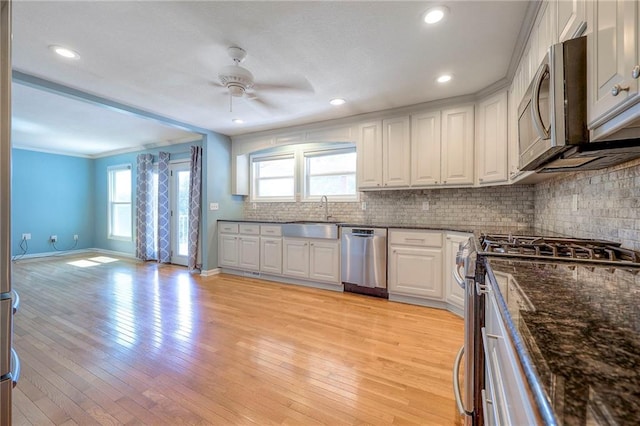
[480,234,640,266]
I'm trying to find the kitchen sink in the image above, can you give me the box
[282,222,339,239]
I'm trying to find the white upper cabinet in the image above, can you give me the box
[357,121,383,189]
[533,1,558,65]
[476,91,508,185]
[411,110,442,186]
[587,0,639,137]
[557,0,586,42]
[382,116,411,188]
[441,105,475,186]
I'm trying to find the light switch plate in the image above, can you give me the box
[209,202,219,211]
[361,202,367,211]
[422,201,430,211]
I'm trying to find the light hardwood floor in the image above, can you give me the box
[10,253,464,425]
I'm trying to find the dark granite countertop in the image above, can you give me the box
[486,258,640,425]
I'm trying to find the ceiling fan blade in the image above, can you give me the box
[241,95,277,116]
[253,76,314,94]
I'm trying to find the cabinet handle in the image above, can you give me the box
[377,183,381,187]
[633,65,640,79]
[435,181,438,184]
[443,180,447,184]
[611,84,630,96]
[479,178,484,182]
[310,243,314,246]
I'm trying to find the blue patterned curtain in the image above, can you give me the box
[135,154,155,260]
[157,152,171,263]
[188,146,202,270]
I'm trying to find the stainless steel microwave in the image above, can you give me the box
[518,36,588,171]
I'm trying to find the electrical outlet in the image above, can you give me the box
[422,201,430,211]
[50,235,57,243]
[252,202,257,210]
[571,194,578,212]
[22,233,31,240]
[361,201,367,211]
[73,234,79,241]
[209,202,219,211]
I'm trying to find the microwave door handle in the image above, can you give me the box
[531,63,550,140]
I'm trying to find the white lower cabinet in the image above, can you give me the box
[388,230,443,300]
[218,232,240,268]
[283,238,340,284]
[238,236,260,271]
[283,238,310,278]
[260,237,282,274]
[445,232,471,314]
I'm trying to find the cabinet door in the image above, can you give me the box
[218,234,239,267]
[557,0,586,42]
[357,121,383,189]
[282,238,309,278]
[238,236,260,271]
[382,116,411,188]
[309,240,340,284]
[534,1,557,64]
[411,110,442,186]
[476,91,508,185]
[388,245,443,299]
[441,105,474,186]
[260,237,282,274]
[445,233,470,312]
[588,0,639,129]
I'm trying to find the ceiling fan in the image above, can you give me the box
[216,46,312,113]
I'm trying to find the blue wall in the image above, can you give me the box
[12,149,95,255]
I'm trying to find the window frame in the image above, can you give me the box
[302,146,358,202]
[250,153,296,202]
[107,164,133,241]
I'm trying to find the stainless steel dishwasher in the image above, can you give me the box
[341,227,388,298]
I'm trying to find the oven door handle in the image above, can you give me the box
[11,289,19,314]
[531,62,550,140]
[452,266,465,289]
[452,345,473,416]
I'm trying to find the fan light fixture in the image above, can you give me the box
[49,45,80,59]
[423,6,448,24]
[437,74,452,83]
[330,98,346,106]
[218,47,255,112]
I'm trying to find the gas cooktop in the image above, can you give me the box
[479,233,640,266]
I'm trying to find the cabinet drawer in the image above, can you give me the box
[389,230,442,247]
[260,225,282,237]
[219,223,239,234]
[239,224,260,235]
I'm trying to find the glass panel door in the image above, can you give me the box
[170,162,190,266]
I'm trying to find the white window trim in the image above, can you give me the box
[250,153,296,202]
[302,146,358,202]
[107,164,133,241]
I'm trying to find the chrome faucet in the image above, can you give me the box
[320,195,332,222]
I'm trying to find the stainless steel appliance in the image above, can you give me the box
[518,36,589,171]
[341,227,387,298]
[452,232,640,425]
[1,1,19,424]
[518,35,640,173]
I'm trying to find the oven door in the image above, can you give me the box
[452,241,475,425]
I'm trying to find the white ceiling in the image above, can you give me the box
[11,0,532,157]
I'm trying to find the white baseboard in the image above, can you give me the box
[200,268,221,277]
[11,248,137,262]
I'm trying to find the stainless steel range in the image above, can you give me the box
[453,232,640,426]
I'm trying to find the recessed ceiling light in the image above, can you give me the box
[232,118,244,124]
[330,98,346,106]
[423,6,448,24]
[437,74,452,83]
[49,45,80,59]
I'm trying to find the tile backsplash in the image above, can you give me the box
[534,158,640,251]
[243,185,535,229]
